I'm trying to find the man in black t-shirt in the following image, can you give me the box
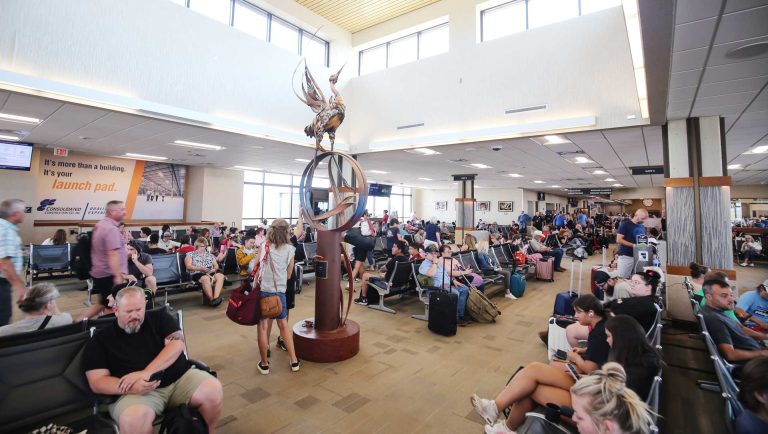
[82,287,222,433]
[124,240,157,294]
[605,296,660,333]
[386,219,404,254]
[355,239,410,305]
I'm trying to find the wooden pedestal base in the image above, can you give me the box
[292,318,360,363]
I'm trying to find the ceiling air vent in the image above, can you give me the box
[449,158,469,163]
[397,123,424,130]
[505,104,547,115]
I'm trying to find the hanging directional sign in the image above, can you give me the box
[630,166,664,175]
[565,188,613,196]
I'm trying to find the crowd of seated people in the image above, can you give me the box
[530,230,566,272]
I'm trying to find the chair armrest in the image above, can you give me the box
[189,359,217,377]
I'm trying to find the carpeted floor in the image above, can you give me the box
[36,253,766,433]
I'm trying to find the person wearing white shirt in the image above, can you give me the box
[158,232,180,251]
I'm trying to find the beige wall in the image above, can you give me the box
[184,167,244,228]
[611,187,665,199]
[732,184,768,199]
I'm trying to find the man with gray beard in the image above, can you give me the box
[83,287,223,433]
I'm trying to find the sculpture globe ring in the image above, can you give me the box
[299,151,368,233]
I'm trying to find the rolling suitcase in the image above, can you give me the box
[510,273,526,298]
[536,257,554,282]
[553,258,583,316]
[428,257,458,336]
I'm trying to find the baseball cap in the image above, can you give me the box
[533,230,544,238]
[594,271,613,285]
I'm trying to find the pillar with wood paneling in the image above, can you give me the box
[663,116,734,321]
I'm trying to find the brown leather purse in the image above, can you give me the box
[259,244,283,318]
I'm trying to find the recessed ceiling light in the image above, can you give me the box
[748,145,768,154]
[574,156,594,164]
[727,164,742,169]
[418,177,433,181]
[406,148,441,155]
[295,158,311,163]
[172,140,224,150]
[369,170,389,174]
[0,134,21,141]
[534,180,544,184]
[551,185,561,188]
[125,153,168,160]
[508,173,523,178]
[726,41,768,59]
[626,115,637,120]
[612,183,623,187]
[470,163,492,169]
[605,178,616,182]
[592,170,607,174]
[233,165,262,171]
[0,113,41,124]
[542,135,570,145]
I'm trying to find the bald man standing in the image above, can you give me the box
[615,209,649,278]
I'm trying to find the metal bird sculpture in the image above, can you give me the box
[294,61,346,153]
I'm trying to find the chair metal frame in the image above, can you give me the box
[366,260,415,314]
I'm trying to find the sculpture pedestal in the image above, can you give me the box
[292,319,359,363]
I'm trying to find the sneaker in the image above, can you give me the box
[504,293,518,300]
[740,262,749,267]
[354,297,368,305]
[750,263,755,267]
[470,394,499,425]
[290,359,301,372]
[484,421,514,434]
[257,362,270,375]
[277,336,288,352]
[354,278,361,283]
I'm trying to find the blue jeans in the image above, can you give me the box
[451,285,469,319]
[543,248,564,269]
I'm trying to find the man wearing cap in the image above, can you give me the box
[530,230,566,272]
[593,270,632,301]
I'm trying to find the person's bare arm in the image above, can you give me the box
[287,256,295,279]
[740,325,768,341]
[130,256,153,277]
[106,250,123,286]
[718,343,768,363]
[86,369,159,396]
[0,258,25,302]
[116,331,186,392]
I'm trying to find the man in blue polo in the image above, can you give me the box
[577,211,588,228]
[517,210,531,234]
[615,209,649,278]
[553,212,566,229]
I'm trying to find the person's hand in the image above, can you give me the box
[131,252,139,261]
[118,370,149,394]
[129,379,161,395]
[566,349,581,363]
[125,274,138,282]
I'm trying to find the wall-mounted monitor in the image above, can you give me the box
[0,141,33,171]
[368,183,392,197]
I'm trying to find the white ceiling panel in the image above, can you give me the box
[693,91,757,108]
[702,57,768,83]
[698,75,768,97]
[1,93,64,119]
[746,90,768,111]
[673,17,718,52]
[707,37,768,67]
[668,99,694,112]
[724,0,768,14]
[715,5,768,44]
[692,103,748,117]
[57,112,148,144]
[671,47,708,73]
[25,104,109,144]
[670,69,702,88]
[675,0,723,25]
[669,86,697,101]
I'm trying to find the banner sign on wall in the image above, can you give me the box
[35,151,186,221]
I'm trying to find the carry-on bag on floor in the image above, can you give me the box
[428,257,458,336]
[510,273,526,298]
[466,286,501,323]
[552,258,583,316]
[536,257,554,282]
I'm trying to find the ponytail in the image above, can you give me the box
[688,262,709,279]
[570,362,654,434]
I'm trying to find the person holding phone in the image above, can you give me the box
[184,238,224,306]
[123,240,157,294]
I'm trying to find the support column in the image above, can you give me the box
[663,116,734,320]
[453,174,476,242]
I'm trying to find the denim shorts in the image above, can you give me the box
[261,292,287,320]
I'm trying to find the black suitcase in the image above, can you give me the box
[428,291,458,336]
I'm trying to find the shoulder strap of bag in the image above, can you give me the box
[265,243,279,290]
[38,315,52,330]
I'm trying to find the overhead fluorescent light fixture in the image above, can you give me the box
[369,170,389,174]
[727,164,743,169]
[0,112,41,124]
[508,173,523,178]
[0,134,21,141]
[533,180,544,184]
[612,183,624,187]
[551,185,561,188]
[418,177,433,181]
[623,0,649,118]
[747,145,768,154]
[574,156,594,164]
[592,170,608,174]
[470,163,492,169]
[605,178,616,182]
[125,153,168,160]
[172,140,224,150]
[544,135,570,144]
[233,165,262,171]
[295,158,311,163]
[405,148,441,156]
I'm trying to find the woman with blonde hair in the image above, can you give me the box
[0,283,73,336]
[461,233,478,251]
[740,235,761,267]
[570,362,654,434]
[257,219,300,375]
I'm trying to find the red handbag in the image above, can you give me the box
[226,263,262,325]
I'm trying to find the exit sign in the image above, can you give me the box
[54,147,69,157]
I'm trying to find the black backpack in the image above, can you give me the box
[72,233,92,280]
[159,405,207,434]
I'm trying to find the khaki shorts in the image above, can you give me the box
[110,367,214,421]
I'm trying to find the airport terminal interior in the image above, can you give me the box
[1,0,768,433]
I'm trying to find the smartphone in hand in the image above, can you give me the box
[554,349,568,361]
[149,370,164,382]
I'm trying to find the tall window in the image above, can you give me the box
[181,0,329,66]
[480,0,621,42]
[358,23,449,75]
[365,187,413,219]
